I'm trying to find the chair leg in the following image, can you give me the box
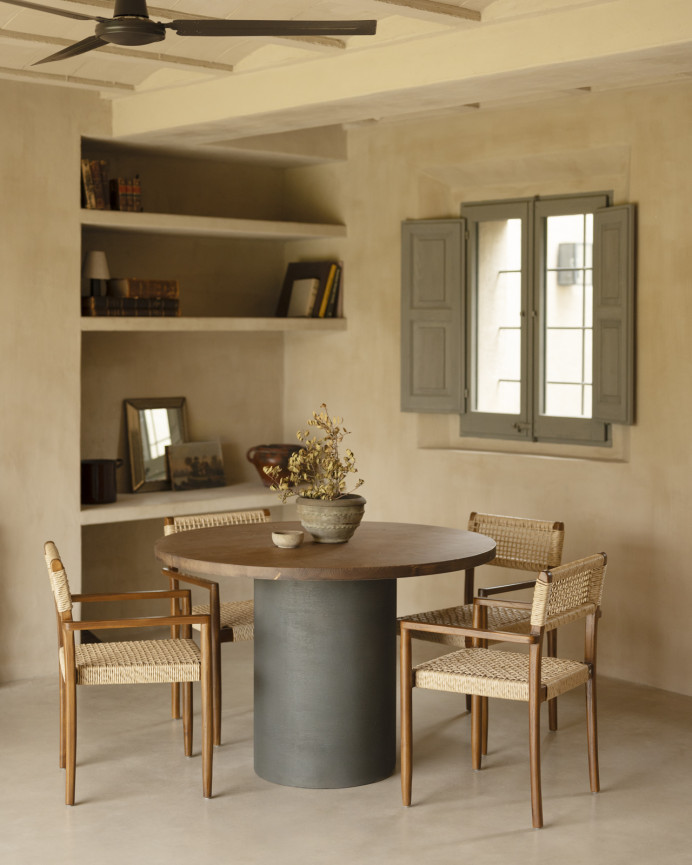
[65,676,77,806]
[529,698,543,829]
[586,678,600,793]
[481,696,489,756]
[201,625,213,798]
[171,683,181,720]
[471,695,483,770]
[547,630,558,731]
[212,637,222,747]
[59,669,66,769]
[400,629,413,806]
[182,682,193,757]
[170,574,181,720]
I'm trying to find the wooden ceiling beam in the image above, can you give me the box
[371,0,481,22]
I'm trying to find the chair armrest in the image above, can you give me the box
[64,614,210,632]
[162,567,217,591]
[72,589,193,603]
[474,597,532,610]
[476,579,537,597]
[399,619,538,645]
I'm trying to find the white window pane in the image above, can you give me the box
[584,330,593,384]
[546,271,585,328]
[474,219,522,415]
[545,384,588,418]
[545,329,585,383]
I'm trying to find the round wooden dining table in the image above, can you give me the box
[155,520,496,790]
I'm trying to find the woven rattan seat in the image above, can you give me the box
[414,648,589,701]
[191,598,254,639]
[163,508,270,746]
[61,638,201,686]
[400,553,607,829]
[45,541,212,805]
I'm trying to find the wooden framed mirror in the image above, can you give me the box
[124,397,187,492]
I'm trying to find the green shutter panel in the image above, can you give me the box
[401,219,464,413]
[593,204,636,425]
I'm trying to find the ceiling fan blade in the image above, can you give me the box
[167,19,377,38]
[33,34,106,65]
[0,0,103,22]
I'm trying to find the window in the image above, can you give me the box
[401,195,635,446]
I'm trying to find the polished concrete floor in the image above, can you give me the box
[1,640,690,865]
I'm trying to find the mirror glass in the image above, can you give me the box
[124,397,187,492]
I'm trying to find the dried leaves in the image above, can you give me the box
[263,403,364,502]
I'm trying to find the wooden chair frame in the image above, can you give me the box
[400,512,565,735]
[400,553,606,829]
[48,553,212,805]
[164,508,270,746]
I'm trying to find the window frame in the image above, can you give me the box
[461,192,611,445]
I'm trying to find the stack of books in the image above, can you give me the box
[80,159,143,212]
[276,261,343,318]
[81,278,180,317]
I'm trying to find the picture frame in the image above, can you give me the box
[124,396,187,493]
[166,440,226,491]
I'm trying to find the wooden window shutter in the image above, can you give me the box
[593,204,636,425]
[401,220,464,413]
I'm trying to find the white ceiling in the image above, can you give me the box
[2,0,692,152]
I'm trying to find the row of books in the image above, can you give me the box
[109,177,143,212]
[82,296,180,317]
[276,261,343,318]
[80,158,143,212]
[107,278,179,299]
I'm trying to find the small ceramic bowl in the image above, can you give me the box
[272,530,304,549]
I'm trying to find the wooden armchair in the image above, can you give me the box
[400,553,607,828]
[163,508,270,746]
[44,541,212,805]
[399,512,565,732]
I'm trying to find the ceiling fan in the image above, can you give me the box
[1,0,377,65]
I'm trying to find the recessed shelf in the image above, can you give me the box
[80,209,347,241]
[80,316,347,332]
[81,481,280,526]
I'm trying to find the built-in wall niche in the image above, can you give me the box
[82,228,286,317]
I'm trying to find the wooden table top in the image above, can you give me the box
[154,520,496,582]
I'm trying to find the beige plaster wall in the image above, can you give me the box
[0,80,110,682]
[282,82,692,696]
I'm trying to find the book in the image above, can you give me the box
[324,264,342,318]
[276,261,338,317]
[132,175,142,212]
[80,159,96,209]
[316,263,338,318]
[89,159,109,210]
[287,277,320,317]
[108,278,179,299]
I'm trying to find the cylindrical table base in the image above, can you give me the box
[254,578,397,788]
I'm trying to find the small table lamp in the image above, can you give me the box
[83,250,110,297]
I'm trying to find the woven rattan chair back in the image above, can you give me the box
[468,512,564,573]
[164,508,270,535]
[530,553,607,630]
[45,541,72,614]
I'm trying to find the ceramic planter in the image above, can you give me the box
[296,494,366,543]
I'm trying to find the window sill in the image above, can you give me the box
[416,414,629,462]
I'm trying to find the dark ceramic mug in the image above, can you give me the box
[81,458,124,505]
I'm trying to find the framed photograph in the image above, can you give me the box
[166,440,226,491]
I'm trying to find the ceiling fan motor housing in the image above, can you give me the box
[96,18,165,46]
